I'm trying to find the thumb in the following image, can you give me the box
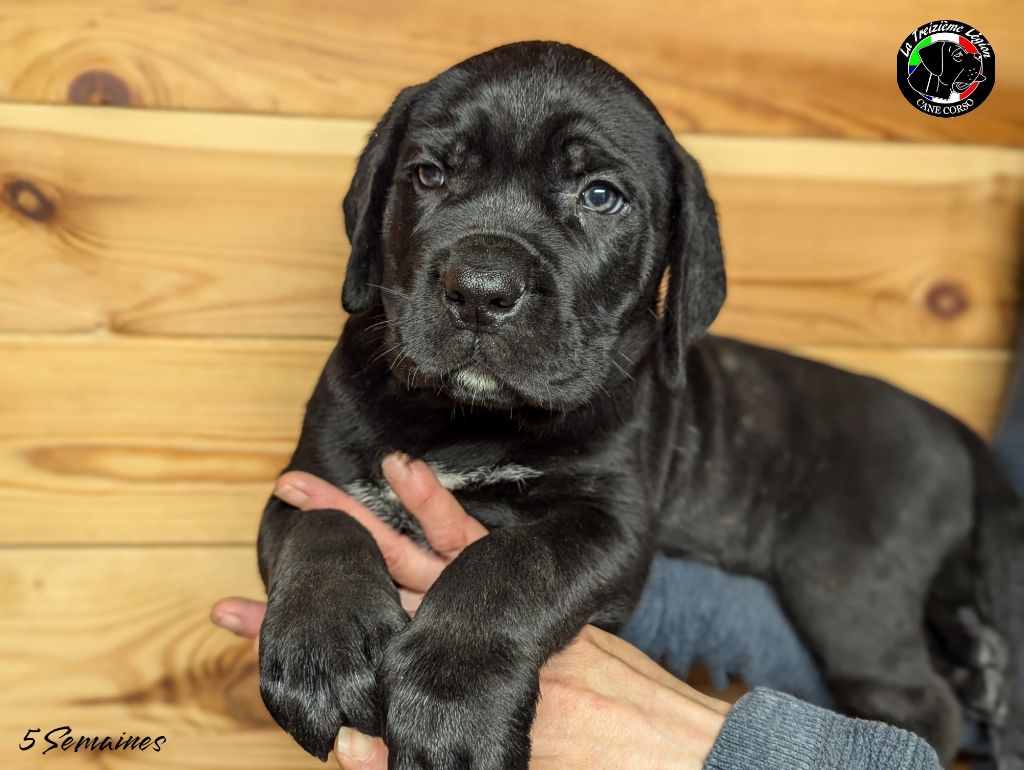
[334,728,387,770]
[210,597,266,639]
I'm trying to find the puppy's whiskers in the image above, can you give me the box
[367,283,411,301]
[610,359,635,382]
[390,348,410,372]
[365,318,398,332]
[371,342,404,365]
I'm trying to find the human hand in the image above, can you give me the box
[215,602,727,770]
[273,454,488,616]
[211,458,728,768]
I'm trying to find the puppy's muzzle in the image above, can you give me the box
[442,235,532,330]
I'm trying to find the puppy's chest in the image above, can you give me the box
[342,462,545,544]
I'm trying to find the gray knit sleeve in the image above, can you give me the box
[703,689,941,770]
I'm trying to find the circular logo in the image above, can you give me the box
[897,20,995,118]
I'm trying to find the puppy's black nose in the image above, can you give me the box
[443,263,526,327]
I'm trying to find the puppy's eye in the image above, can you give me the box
[580,182,625,214]
[416,164,445,189]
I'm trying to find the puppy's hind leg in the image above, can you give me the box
[775,538,963,765]
[926,543,1010,722]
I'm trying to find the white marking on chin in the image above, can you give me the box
[454,367,500,394]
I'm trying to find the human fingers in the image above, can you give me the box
[334,728,387,770]
[275,471,443,592]
[210,596,266,639]
[274,470,371,516]
[381,454,488,561]
[398,588,424,616]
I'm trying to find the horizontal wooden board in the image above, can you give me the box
[0,335,1011,546]
[0,335,322,546]
[0,546,322,770]
[0,1,1020,144]
[1,104,1019,348]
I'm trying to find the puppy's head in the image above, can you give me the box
[343,42,724,410]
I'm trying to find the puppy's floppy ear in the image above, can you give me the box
[341,85,421,313]
[657,141,726,390]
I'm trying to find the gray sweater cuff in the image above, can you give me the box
[703,689,941,770]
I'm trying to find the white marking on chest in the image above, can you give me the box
[343,462,542,538]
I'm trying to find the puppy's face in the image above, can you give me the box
[343,44,725,411]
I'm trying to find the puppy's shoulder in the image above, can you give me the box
[693,335,963,438]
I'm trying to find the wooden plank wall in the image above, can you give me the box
[1,2,1021,768]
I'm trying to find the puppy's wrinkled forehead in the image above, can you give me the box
[406,44,666,169]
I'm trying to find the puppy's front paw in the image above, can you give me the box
[380,624,538,770]
[259,585,408,760]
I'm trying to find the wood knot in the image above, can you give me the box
[926,281,969,319]
[4,179,55,222]
[68,69,131,106]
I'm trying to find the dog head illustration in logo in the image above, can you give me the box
[908,40,985,101]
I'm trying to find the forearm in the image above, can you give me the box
[414,507,647,661]
[257,495,404,624]
[703,689,941,770]
[256,500,408,758]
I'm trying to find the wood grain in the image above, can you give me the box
[0,546,322,770]
[2,104,1019,348]
[0,1,1021,144]
[0,335,320,546]
[0,334,1010,546]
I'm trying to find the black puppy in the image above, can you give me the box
[257,42,1023,769]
